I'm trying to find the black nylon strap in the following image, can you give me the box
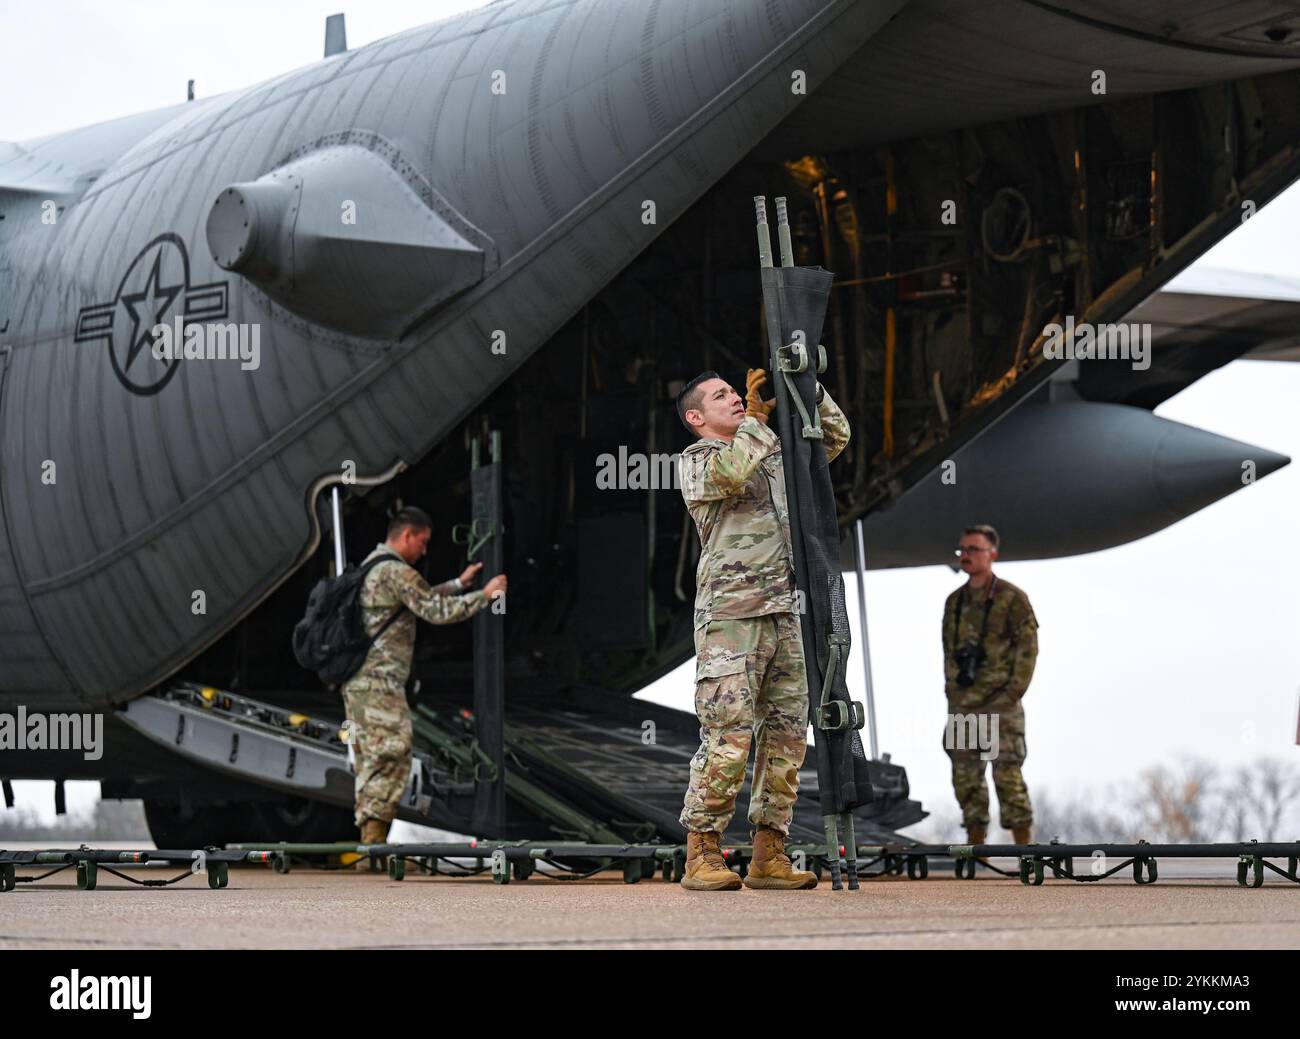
[763,262,873,813]
[952,575,998,653]
[361,555,409,644]
[372,601,407,641]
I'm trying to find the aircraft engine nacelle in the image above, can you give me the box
[861,399,1289,568]
[205,142,489,339]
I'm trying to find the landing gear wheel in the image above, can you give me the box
[77,860,97,891]
[0,863,14,891]
[250,799,356,844]
[388,855,406,881]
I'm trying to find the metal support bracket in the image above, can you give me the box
[776,343,824,440]
[815,634,863,731]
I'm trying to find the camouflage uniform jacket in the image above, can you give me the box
[941,576,1038,711]
[679,389,850,630]
[350,543,490,688]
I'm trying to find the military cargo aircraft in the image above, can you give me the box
[1,1,1295,846]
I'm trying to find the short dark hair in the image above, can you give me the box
[388,506,434,539]
[676,370,723,434]
[963,524,999,549]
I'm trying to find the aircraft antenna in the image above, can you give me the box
[325,13,347,58]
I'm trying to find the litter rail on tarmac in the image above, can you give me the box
[225,839,1300,887]
[5,840,1296,891]
[0,846,275,891]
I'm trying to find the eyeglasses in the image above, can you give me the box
[954,546,991,556]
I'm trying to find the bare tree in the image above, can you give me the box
[1219,761,1300,842]
[1032,787,1132,844]
[1129,757,1222,842]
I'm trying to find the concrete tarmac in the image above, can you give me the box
[1,856,1298,949]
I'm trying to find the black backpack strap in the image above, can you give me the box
[359,554,397,576]
[360,554,411,647]
[371,601,407,642]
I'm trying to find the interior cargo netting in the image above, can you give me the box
[755,195,874,890]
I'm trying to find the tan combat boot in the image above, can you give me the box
[1011,825,1033,846]
[744,826,818,890]
[681,831,742,891]
[356,817,390,872]
[967,825,988,865]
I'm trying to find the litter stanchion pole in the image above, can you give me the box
[469,431,506,837]
[853,517,879,760]
[754,195,874,890]
[330,485,345,577]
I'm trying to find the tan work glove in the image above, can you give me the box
[745,368,776,424]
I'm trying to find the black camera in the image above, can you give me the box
[953,642,985,688]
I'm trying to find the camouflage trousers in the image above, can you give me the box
[680,613,809,837]
[341,676,412,829]
[943,697,1032,830]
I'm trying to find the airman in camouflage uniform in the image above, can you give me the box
[942,524,1038,846]
[674,369,849,889]
[342,507,507,846]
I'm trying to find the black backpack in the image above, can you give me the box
[292,555,408,689]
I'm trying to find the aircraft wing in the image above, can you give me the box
[0,142,79,197]
[0,101,204,199]
[1077,266,1300,410]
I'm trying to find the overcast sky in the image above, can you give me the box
[0,1,494,141]
[3,1,1297,834]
